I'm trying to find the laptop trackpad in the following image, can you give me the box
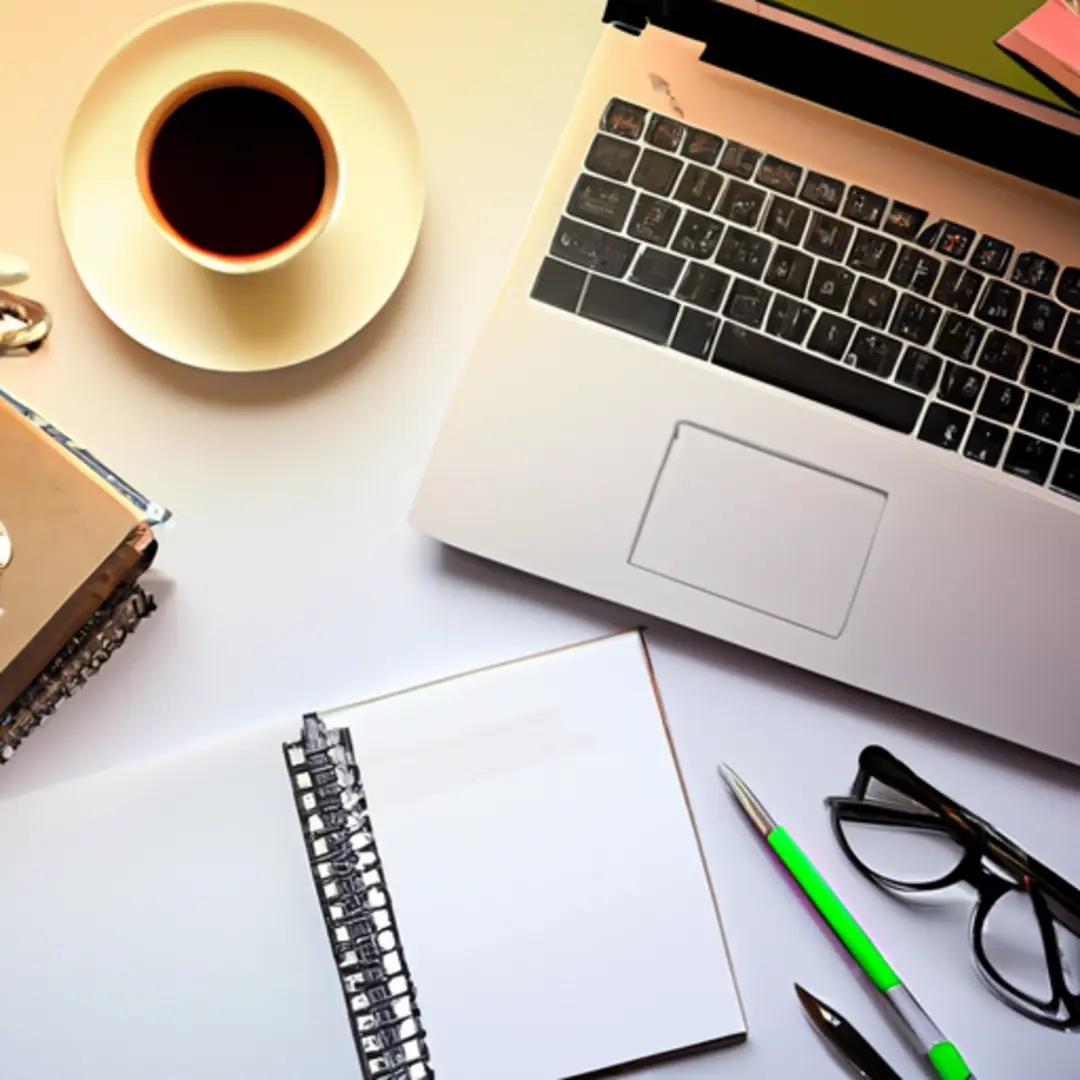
[630,423,886,637]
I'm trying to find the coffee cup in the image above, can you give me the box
[135,71,340,274]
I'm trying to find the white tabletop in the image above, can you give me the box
[3,0,1079,1076]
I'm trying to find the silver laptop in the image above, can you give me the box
[411,1,1080,763]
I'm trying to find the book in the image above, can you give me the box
[998,0,1080,108]
[0,387,167,761]
[0,630,745,1079]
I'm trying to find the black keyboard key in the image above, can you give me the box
[762,197,809,244]
[938,362,985,410]
[756,155,803,195]
[804,213,854,260]
[585,134,640,182]
[935,313,985,364]
[849,277,898,330]
[891,294,942,346]
[1051,449,1080,499]
[567,174,635,230]
[628,194,681,246]
[1011,251,1058,294]
[916,220,945,249]
[1019,393,1069,441]
[632,149,683,196]
[716,180,767,227]
[978,377,1025,424]
[841,187,888,227]
[800,171,845,212]
[964,420,1009,467]
[977,330,1027,379]
[672,212,725,260]
[682,128,724,166]
[849,329,903,378]
[766,294,815,344]
[895,347,942,394]
[1017,294,1066,347]
[671,308,721,359]
[601,99,646,140]
[808,262,855,311]
[715,227,772,279]
[629,247,686,293]
[1003,433,1056,485]
[932,263,984,314]
[975,281,1021,330]
[675,264,731,311]
[531,257,587,312]
[724,280,773,329]
[764,246,813,297]
[883,201,928,240]
[551,217,637,276]
[580,275,678,344]
[848,230,898,277]
[918,404,969,451]
[718,141,761,178]
[1065,412,1080,449]
[971,236,1013,276]
[808,312,856,360]
[890,246,941,296]
[1062,314,1080,360]
[935,222,976,260]
[674,164,723,211]
[711,322,923,433]
[1057,268,1080,310]
[646,114,685,152]
[1021,348,1080,403]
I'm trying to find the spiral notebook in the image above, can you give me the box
[0,630,744,1079]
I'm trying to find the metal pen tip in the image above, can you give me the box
[717,762,777,836]
[794,982,825,1018]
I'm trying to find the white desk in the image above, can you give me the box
[3,0,1079,1076]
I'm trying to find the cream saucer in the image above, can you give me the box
[58,1,424,372]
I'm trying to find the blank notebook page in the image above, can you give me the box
[331,630,745,1079]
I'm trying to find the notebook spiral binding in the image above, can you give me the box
[284,714,434,1080]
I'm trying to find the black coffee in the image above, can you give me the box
[147,85,327,258]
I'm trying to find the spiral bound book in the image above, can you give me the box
[0,630,744,1080]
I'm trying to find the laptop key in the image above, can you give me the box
[977,330,1027,379]
[938,362,984,410]
[1051,449,1080,500]
[1057,268,1080,310]
[530,257,587,313]
[848,329,902,378]
[1061,314,1080,360]
[675,264,731,311]
[808,263,855,311]
[1003,432,1056,485]
[935,222,976,260]
[716,181,767,227]
[1067,412,1080,449]
[890,246,941,296]
[579,275,678,344]
[849,277,898,330]
[756,155,803,195]
[808,312,856,360]
[800,172,845,212]
[715,227,773,279]
[682,128,724,166]
[891,294,942,346]
[804,213,854,260]
[711,322,924,433]
[672,212,725,260]
[673,164,723,211]
[882,201,929,240]
[1017,294,1066,348]
[718,141,762,178]
[977,377,1025,424]
[601,99,646,140]
[918,403,969,451]
[841,187,888,227]
[629,248,686,294]
[975,281,1021,330]
[567,174,635,230]
[723,280,773,329]
[585,134,640,182]
[628,194,681,246]
[671,308,721,360]
[1018,393,1069,441]
[1011,252,1058,294]
[932,263,984,314]
[632,149,683,196]
[551,217,637,277]
[762,197,810,244]
[646,114,685,152]
[764,246,813,297]
[1021,348,1080,403]
[848,230,898,277]
[964,420,1009,467]
[895,347,942,394]
[766,295,815,344]
[935,313,985,364]
[971,236,1014,276]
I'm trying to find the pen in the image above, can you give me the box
[718,763,974,1080]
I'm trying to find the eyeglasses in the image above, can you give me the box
[826,745,1080,1029]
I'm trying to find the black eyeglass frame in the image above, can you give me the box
[826,744,1080,1030]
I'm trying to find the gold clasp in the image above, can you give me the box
[0,254,52,355]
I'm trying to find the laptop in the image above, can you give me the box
[411,0,1080,764]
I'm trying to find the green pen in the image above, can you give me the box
[718,763,975,1080]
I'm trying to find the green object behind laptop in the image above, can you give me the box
[768,0,1069,109]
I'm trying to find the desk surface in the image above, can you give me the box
[3,0,1079,1077]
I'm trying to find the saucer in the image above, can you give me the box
[58,1,425,372]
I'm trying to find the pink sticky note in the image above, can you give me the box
[998,0,1080,103]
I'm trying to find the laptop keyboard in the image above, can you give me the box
[530,98,1080,501]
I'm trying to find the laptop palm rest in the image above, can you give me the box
[629,423,887,638]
